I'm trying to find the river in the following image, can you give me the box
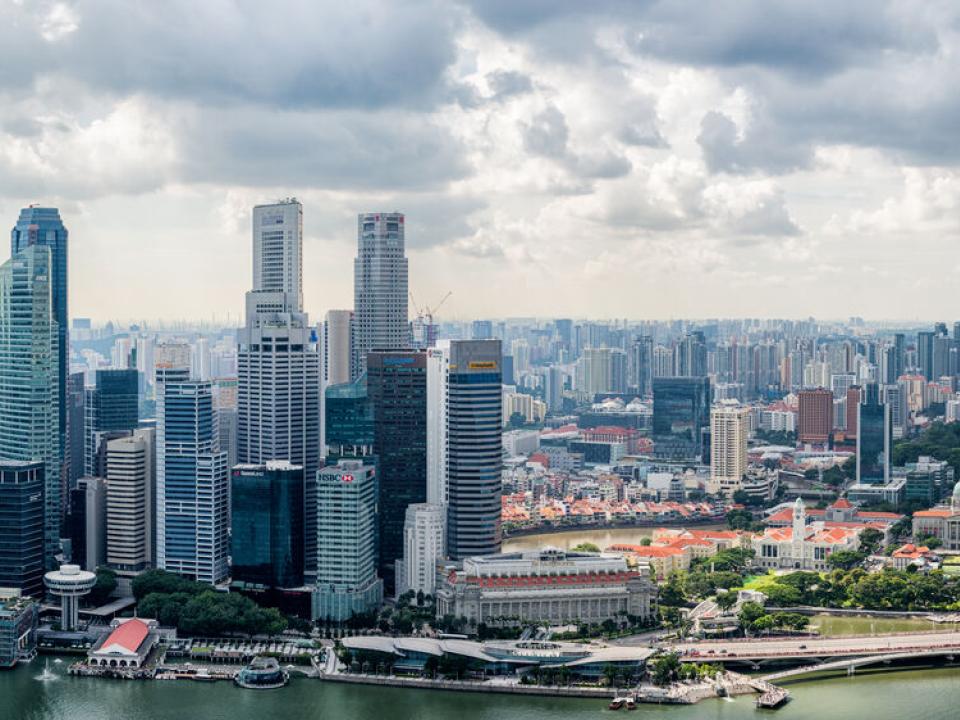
[4,660,960,720]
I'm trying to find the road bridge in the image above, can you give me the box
[761,648,959,682]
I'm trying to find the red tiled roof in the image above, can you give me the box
[831,498,853,509]
[103,619,150,653]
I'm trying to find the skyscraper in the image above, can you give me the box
[11,207,68,503]
[238,199,321,579]
[631,335,654,397]
[231,461,304,589]
[709,402,750,496]
[352,212,409,378]
[446,340,503,560]
[84,369,139,476]
[105,429,154,575]
[0,244,60,567]
[857,383,892,485]
[0,461,45,598]
[798,388,833,445]
[651,376,711,459]
[324,309,353,386]
[156,369,229,585]
[917,330,935,381]
[312,459,382,621]
[367,350,427,591]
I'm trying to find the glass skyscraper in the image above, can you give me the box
[84,368,139,475]
[231,461,304,589]
[156,368,229,585]
[11,207,68,490]
[0,461,45,598]
[324,375,374,460]
[857,383,892,485]
[352,212,409,378]
[367,350,427,591]
[0,244,60,567]
[446,340,503,560]
[652,376,711,459]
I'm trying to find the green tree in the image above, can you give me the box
[88,566,118,605]
[571,542,600,553]
[649,652,681,686]
[827,550,866,570]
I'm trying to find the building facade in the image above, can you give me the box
[84,368,139,476]
[105,429,154,575]
[324,309,353,386]
[0,462,45,598]
[352,212,409,378]
[437,549,657,626]
[753,498,861,572]
[447,340,503,560]
[798,388,833,445]
[397,503,445,599]
[231,461,304,588]
[709,402,750,496]
[313,460,383,621]
[0,245,60,567]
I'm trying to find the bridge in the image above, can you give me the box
[662,630,960,665]
[761,648,960,682]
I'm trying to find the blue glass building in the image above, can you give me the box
[231,461,304,588]
[857,383,892,485]
[324,374,374,460]
[0,461,45,598]
[11,207,68,482]
[652,376,711,459]
[0,245,60,567]
[84,368,139,475]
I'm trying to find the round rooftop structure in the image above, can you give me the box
[44,564,97,631]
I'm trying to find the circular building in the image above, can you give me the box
[44,564,96,631]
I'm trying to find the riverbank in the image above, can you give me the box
[503,520,726,540]
[503,523,726,552]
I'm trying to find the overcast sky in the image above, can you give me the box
[2,1,958,324]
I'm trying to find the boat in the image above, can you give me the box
[625,697,637,710]
[192,671,218,682]
[608,696,628,710]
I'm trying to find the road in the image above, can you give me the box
[662,630,960,660]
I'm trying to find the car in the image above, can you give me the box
[798,644,807,649]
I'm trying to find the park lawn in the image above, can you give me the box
[740,572,783,593]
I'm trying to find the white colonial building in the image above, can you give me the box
[436,548,657,627]
[752,498,861,572]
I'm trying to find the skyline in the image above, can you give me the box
[3,2,960,322]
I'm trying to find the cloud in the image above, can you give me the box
[485,70,534,101]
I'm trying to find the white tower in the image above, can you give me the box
[44,564,96,631]
[791,497,806,567]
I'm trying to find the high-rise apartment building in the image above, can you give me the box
[367,350,427,591]
[156,370,229,585]
[798,388,833,445]
[324,309,353,386]
[11,207,68,512]
[577,347,627,397]
[709,402,750,496]
[312,460,382,621]
[631,336,654,396]
[105,429,154,575]
[352,212,409,378]
[231,461,304,589]
[446,340,503,560]
[0,244,60,567]
[0,461,45,598]
[238,199,321,579]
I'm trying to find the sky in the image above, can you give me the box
[1,0,959,324]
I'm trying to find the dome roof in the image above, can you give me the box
[952,482,960,499]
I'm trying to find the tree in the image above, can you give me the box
[658,571,687,607]
[726,508,754,531]
[860,528,884,554]
[715,591,737,612]
[737,601,766,633]
[648,652,681,686]
[571,542,600,553]
[88,567,118,605]
[827,550,866,570]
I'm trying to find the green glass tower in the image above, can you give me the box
[0,245,60,567]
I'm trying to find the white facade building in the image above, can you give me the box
[426,344,449,506]
[397,503,445,599]
[710,402,749,496]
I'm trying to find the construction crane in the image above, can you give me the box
[410,290,452,328]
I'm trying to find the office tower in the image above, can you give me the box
[555,318,573,353]
[155,342,191,372]
[324,376,375,460]
[0,244,60,567]
[651,377,711,458]
[312,460,383,621]
[191,337,211,381]
[67,372,85,486]
[857,384,892,485]
[238,199,321,578]
[709,402,750,496]
[631,336,654,397]
[893,333,905,379]
[156,371,229,585]
[471,320,493,340]
[652,345,674,377]
[845,386,861,437]
[933,334,953,380]
[397,503,445,598]
[135,336,155,396]
[830,373,856,399]
[231,461,304,588]
[67,476,106,572]
[84,369,139,476]
[501,354,515,385]
[105,430,154,575]
[11,207,68,506]
[676,331,707,377]
[324,309,353,386]
[367,350,427,590]
[426,345,449,506]
[352,212,409,378]
[917,331,935,380]
[798,388,834,444]
[446,340,503,561]
[0,461,45,597]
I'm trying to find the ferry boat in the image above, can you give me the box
[625,697,637,710]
